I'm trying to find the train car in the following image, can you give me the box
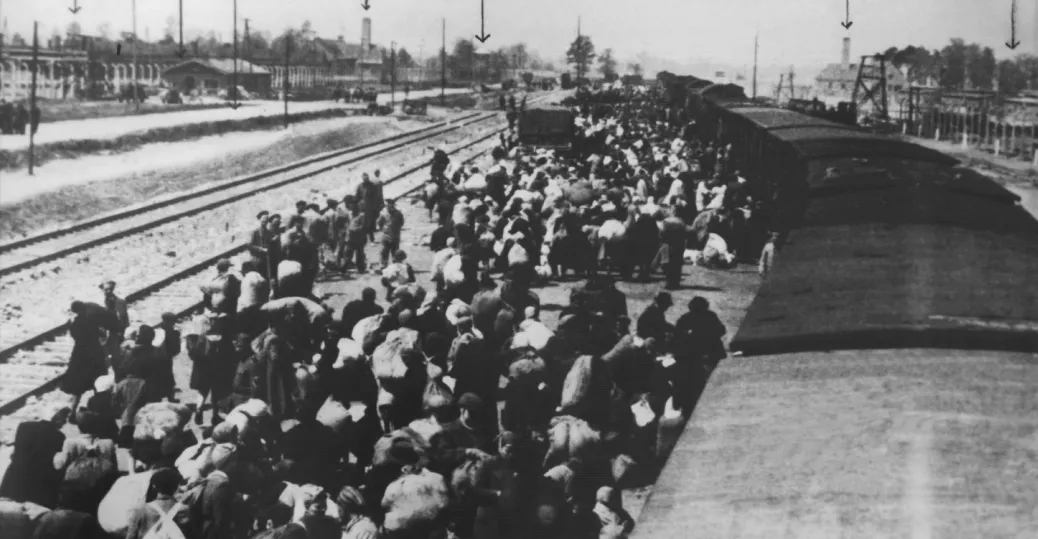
[518,105,576,150]
[631,102,1038,539]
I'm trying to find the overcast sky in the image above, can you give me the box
[2,0,1033,69]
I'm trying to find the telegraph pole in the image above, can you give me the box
[390,41,396,110]
[232,0,238,103]
[752,32,759,99]
[244,18,252,72]
[132,0,139,111]
[441,18,446,106]
[283,35,290,127]
[28,21,38,175]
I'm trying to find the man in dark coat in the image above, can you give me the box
[340,287,384,336]
[63,301,118,417]
[14,102,28,134]
[0,408,67,508]
[636,292,673,344]
[355,172,385,242]
[30,104,41,136]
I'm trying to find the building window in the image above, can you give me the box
[840,83,847,90]
[829,82,833,90]
[204,79,218,89]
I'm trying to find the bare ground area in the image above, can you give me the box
[0,113,444,241]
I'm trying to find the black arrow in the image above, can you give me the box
[68,0,81,14]
[176,0,187,58]
[1007,0,1021,49]
[475,0,491,43]
[361,0,370,10]
[841,0,853,28]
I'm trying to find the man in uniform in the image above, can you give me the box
[100,280,130,364]
[376,198,405,269]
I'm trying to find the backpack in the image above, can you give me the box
[141,501,187,539]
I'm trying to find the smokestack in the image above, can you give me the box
[362,17,371,51]
[841,37,850,69]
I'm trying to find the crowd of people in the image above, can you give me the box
[0,82,768,539]
[0,99,42,136]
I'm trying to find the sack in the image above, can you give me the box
[98,470,158,535]
[381,468,450,532]
[558,355,594,414]
[351,314,384,344]
[316,396,351,435]
[141,502,187,539]
[0,500,46,539]
[461,173,487,193]
[333,338,365,370]
[422,377,454,410]
[598,219,626,242]
[134,402,191,442]
[173,471,223,534]
[261,297,329,326]
[371,328,421,382]
[512,320,554,352]
[543,415,602,468]
[506,243,530,268]
[443,255,465,286]
[611,454,639,487]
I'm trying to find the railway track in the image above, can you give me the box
[0,97,543,438]
[0,110,492,277]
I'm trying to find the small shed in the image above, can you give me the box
[162,58,272,96]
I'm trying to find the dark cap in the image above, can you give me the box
[655,291,673,306]
[216,259,232,272]
[458,392,484,411]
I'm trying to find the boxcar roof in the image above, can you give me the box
[729,223,1038,356]
[632,348,1038,539]
[806,158,1022,204]
[773,127,959,163]
[725,107,853,132]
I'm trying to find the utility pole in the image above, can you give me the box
[283,35,290,127]
[390,41,396,110]
[132,0,139,111]
[788,65,795,100]
[29,21,38,175]
[441,18,446,106]
[244,18,252,73]
[752,32,758,99]
[232,0,238,101]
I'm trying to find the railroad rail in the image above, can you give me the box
[0,111,494,277]
[0,100,540,429]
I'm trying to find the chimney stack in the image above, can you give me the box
[841,37,851,68]
[361,17,372,51]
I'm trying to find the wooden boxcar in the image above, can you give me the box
[518,105,576,150]
[631,103,1038,539]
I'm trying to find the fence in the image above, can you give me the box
[894,99,1038,166]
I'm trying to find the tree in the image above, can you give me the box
[598,48,617,81]
[10,33,26,47]
[449,38,476,81]
[938,38,996,90]
[566,35,595,81]
[397,47,415,68]
[998,58,1027,94]
[66,21,82,37]
[522,71,534,86]
[630,63,643,76]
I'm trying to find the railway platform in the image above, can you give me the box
[0,87,474,151]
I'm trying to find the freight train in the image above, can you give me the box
[632,76,1038,538]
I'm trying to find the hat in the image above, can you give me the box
[655,291,673,306]
[446,303,474,326]
[161,312,177,323]
[216,259,232,272]
[458,392,484,411]
[497,430,519,447]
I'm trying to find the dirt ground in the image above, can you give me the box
[0,113,449,240]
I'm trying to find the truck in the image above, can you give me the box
[518,105,576,150]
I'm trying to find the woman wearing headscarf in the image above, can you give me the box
[336,486,380,539]
[112,325,163,437]
[52,412,120,518]
[592,486,634,538]
[0,404,68,508]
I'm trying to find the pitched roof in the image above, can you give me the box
[163,58,270,76]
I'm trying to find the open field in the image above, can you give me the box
[36,98,227,123]
[0,115,436,240]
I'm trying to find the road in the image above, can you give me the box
[0,87,476,151]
